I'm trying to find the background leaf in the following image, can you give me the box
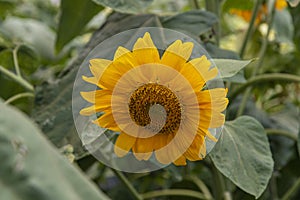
[55,0,104,52]
[0,100,110,200]
[161,10,218,37]
[92,0,153,14]
[209,116,274,198]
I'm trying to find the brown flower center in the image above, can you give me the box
[129,83,181,135]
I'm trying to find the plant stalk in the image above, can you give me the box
[110,168,143,200]
[0,65,34,92]
[142,189,206,199]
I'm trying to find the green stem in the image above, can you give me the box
[13,45,21,77]
[236,0,276,117]
[281,177,300,200]
[5,92,34,105]
[0,65,34,92]
[205,0,221,45]
[186,175,213,200]
[239,0,264,58]
[110,168,143,200]
[142,189,206,199]
[266,129,298,141]
[230,73,300,101]
[192,0,200,9]
[211,160,230,200]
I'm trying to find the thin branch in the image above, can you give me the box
[110,168,143,200]
[5,92,34,105]
[281,177,300,200]
[13,45,21,77]
[266,129,298,141]
[142,189,206,199]
[0,65,34,92]
[229,73,300,101]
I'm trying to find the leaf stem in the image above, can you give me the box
[211,159,231,200]
[281,177,300,200]
[0,65,34,92]
[205,0,221,45]
[186,175,213,199]
[142,189,206,199]
[230,73,300,101]
[239,0,264,58]
[13,45,21,77]
[5,92,34,105]
[110,168,143,200]
[192,0,200,9]
[236,0,276,117]
[265,129,297,141]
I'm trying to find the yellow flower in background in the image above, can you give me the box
[80,32,228,165]
[230,0,287,23]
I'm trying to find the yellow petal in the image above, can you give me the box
[79,105,98,116]
[161,40,193,71]
[132,137,153,161]
[82,76,98,85]
[184,134,204,161]
[114,46,131,60]
[114,132,136,157]
[188,56,218,82]
[133,32,160,64]
[89,59,112,79]
[80,90,112,103]
[93,112,120,131]
[173,155,187,166]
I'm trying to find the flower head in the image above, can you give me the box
[80,32,228,165]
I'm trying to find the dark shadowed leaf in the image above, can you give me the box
[161,10,218,37]
[210,116,274,198]
[55,0,104,52]
[0,101,110,200]
[92,0,153,14]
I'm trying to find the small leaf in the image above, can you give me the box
[213,58,255,79]
[161,10,218,37]
[92,0,153,14]
[209,116,274,198]
[56,0,104,52]
[0,100,110,200]
[287,0,300,7]
[273,9,294,44]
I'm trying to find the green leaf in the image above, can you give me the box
[56,0,104,52]
[287,0,300,7]
[92,0,153,14]
[222,0,254,12]
[273,9,294,44]
[0,0,16,19]
[209,116,274,198]
[213,58,255,79]
[1,16,56,61]
[0,101,110,200]
[161,10,218,37]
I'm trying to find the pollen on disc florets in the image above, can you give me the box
[128,83,182,135]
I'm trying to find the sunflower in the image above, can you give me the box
[230,0,287,23]
[79,32,228,166]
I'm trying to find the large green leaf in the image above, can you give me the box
[161,10,218,37]
[92,0,153,14]
[0,101,110,200]
[55,0,104,52]
[209,116,274,198]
